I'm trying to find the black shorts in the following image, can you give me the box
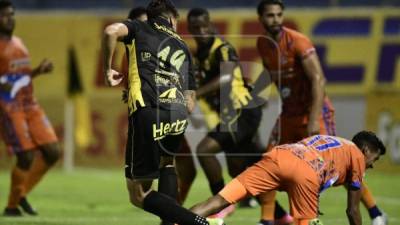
[125,107,188,180]
[207,105,262,154]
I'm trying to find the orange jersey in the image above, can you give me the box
[0,36,34,109]
[257,27,325,116]
[0,36,57,153]
[289,135,365,191]
[220,135,365,220]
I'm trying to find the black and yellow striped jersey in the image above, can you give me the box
[122,17,196,114]
[194,37,254,113]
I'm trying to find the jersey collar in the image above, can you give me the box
[196,37,224,59]
[150,17,182,41]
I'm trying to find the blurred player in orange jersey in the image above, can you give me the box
[190,131,386,225]
[255,0,387,224]
[257,0,333,143]
[0,0,60,216]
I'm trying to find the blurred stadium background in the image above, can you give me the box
[0,0,399,224]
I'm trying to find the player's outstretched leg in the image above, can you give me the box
[127,178,219,225]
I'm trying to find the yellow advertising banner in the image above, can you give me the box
[367,89,400,168]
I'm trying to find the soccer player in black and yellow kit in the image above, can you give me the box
[102,1,224,225]
[187,8,293,223]
[188,7,264,216]
[120,6,198,212]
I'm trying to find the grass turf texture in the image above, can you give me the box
[0,168,399,225]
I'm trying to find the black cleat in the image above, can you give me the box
[19,197,38,216]
[3,207,23,217]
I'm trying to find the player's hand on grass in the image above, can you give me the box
[105,69,123,86]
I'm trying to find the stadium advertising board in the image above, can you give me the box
[367,90,400,165]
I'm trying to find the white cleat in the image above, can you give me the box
[372,212,388,225]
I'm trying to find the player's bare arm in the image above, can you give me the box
[346,187,362,225]
[195,61,235,98]
[102,22,128,86]
[184,90,196,113]
[302,52,326,135]
[196,76,224,97]
[31,59,53,77]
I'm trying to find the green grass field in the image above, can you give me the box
[0,168,399,225]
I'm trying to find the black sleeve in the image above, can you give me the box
[122,20,140,44]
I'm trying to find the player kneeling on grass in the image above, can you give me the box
[190,131,386,225]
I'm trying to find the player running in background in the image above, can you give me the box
[186,8,293,222]
[190,131,386,225]
[0,0,60,216]
[255,0,387,224]
[102,1,228,225]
